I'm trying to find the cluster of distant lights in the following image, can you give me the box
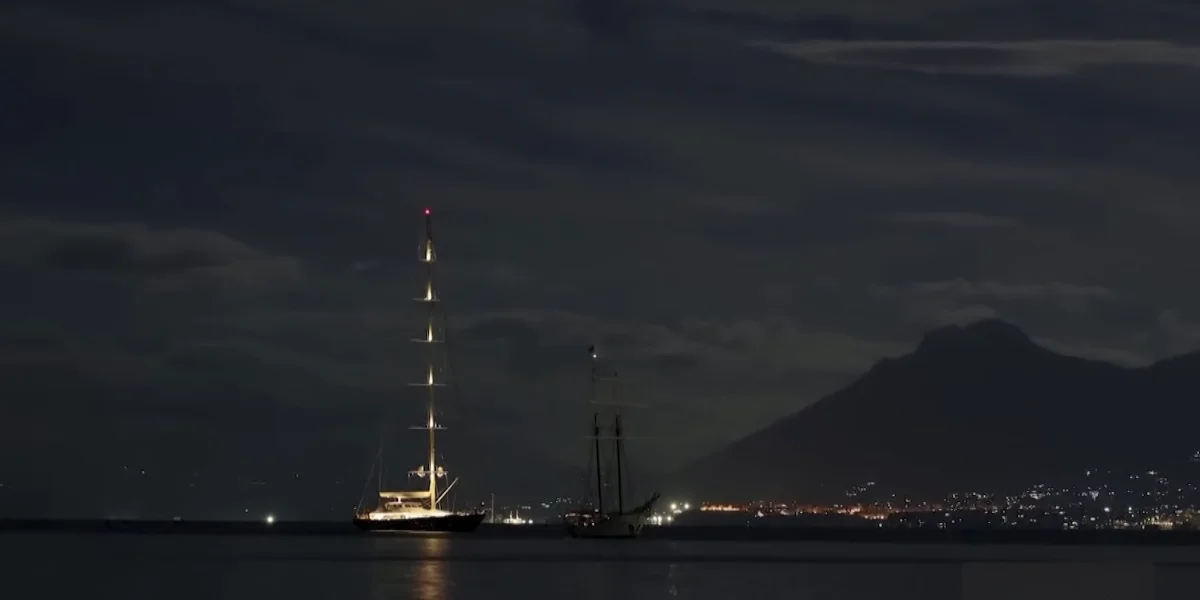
[645,502,690,526]
[171,462,1200,530]
[796,468,1200,530]
[162,459,1200,531]
[149,455,1200,534]
[685,467,1200,529]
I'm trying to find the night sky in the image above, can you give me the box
[3,1,1200,513]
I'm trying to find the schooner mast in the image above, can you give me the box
[585,346,636,514]
[567,345,661,538]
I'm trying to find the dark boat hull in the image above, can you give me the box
[353,512,486,533]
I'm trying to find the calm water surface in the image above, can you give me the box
[5,532,1200,599]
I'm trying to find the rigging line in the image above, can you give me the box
[439,305,463,413]
[580,421,594,507]
[355,433,384,514]
[439,303,483,432]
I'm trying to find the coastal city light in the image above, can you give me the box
[678,467,1200,531]
[86,464,1200,533]
[700,503,741,512]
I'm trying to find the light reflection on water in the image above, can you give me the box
[374,536,448,600]
[415,537,448,600]
[364,535,451,599]
[2,533,1200,599]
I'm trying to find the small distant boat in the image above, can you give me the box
[565,346,660,539]
[353,208,486,534]
[502,510,532,525]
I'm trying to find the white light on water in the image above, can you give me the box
[265,515,275,525]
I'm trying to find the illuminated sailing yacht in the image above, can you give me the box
[565,346,661,539]
[353,208,486,533]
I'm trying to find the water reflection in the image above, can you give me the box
[414,537,449,600]
[369,535,449,600]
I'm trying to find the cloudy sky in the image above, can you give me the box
[3,0,1200,510]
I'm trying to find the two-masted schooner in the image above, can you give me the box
[565,346,660,538]
[353,208,486,533]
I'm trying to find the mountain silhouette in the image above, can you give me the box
[672,319,1200,502]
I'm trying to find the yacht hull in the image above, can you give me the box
[565,513,646,539]
[353,512,486,533]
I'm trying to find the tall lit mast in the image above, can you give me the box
[409,207,446,509]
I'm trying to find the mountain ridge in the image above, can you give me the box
[672,318,1200,502]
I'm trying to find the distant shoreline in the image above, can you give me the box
[4,520,1200,545]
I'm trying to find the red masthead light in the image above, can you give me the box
[424,208,431,215]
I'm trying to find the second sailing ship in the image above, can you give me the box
[565,346,660,538]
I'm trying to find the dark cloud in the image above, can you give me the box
[758,39,1200,76]
[1157,310,1200,354]
[0,219,302,292]
[574,0,643,40]
[888,212,1019,228]
[871,279,1118,315]
[4,0,1200,513]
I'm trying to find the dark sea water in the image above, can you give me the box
[4,531,1200,599]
